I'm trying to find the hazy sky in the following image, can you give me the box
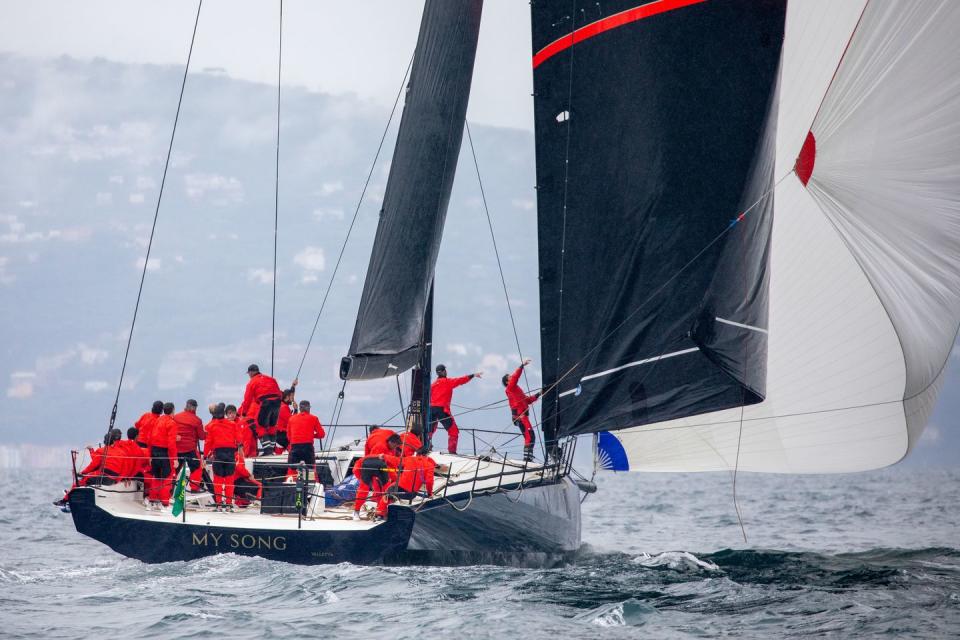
[1,0,535,130]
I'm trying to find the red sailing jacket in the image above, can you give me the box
[173,411,204,453]
[134,412,159,445]
[276,403,292,432]
[399,433,422,456]
[204,418,239,456]
[287,412,325,446]
[505,366,540,416]
[114,439,149,477]
[399,456,435,494]
[240,373,282,416]
[365,428,398,456]
[80,444,125,478]
[150,414,179,454]
[236,416,258,457]
[429,375,474,411]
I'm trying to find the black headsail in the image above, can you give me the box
[531,0,786,441]
[340,0,483,381]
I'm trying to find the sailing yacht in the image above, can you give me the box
[66,0,960,565]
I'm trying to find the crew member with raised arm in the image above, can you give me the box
[285,400,325,478]
[147,402,178,507]
[173,399,204,491]
[503,359,541,463]
[204,403,239,511]
[428,364,482,454]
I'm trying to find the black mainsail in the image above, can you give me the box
[531,0,787,440]
[340,0,483,381]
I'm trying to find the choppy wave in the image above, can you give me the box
[1,469,959,638]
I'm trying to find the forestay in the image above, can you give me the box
[593,0,960,473]
[340,0,483,381]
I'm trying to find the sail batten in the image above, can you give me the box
[341,0,483,381]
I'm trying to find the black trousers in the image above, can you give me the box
[150,446,171,479]
[177,450,201,473]
[287,443,316,468]
[211,447,236,477]
[257,397,282,429]
[276,430,289,449]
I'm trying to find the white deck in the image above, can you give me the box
[89,449,555,532]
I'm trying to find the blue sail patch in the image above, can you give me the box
[596,431,630,472]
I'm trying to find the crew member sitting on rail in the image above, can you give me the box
[275,387,297,454]
[173,399,205,491]
[285,400,325,480]
[503,359,541,463]
[79,429,126,486]
[232,447,262,508]
[428,364,482,454]
[146,402,178,507]
[376,453,436,519]
[134,400,163,449]
[204,403,239,511]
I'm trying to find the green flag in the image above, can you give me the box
[171,463,188,518]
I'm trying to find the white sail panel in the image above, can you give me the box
[601,0,960,473]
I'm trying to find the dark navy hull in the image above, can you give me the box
[68,488,415,565]
[391,477,582,567]
[68,477,582,566]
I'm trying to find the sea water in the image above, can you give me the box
[1,467,957,638]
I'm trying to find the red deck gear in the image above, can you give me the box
[287,413,325,445]
[364,428,398,456]
[203,418,239,455]
[173,411,204,454]
[239,372,282,417]
[134,412,158,446]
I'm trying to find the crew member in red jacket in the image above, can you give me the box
[239,364,287,449]
[204,403,239,511]
[503,359,541,462]
[116,427,149,480]
[274,387,297,454]
[428,364,481,454]
[232,447,262,508]
[286,400,325,478]
[134,400,163,448]
[173,399,205,491]
[365,427,399,456]
[147,402,178,506]
[376,454,436,518]
[79,429,126,485]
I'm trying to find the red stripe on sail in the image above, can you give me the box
[532,0,708,69]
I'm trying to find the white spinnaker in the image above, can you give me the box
[610,0,960,473]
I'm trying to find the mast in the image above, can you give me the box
[340,0,483,382]
[407,286,433,438]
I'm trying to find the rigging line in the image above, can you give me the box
[324,380,347,452]
[551,0,579,444]
[293,52,414,380]
[106,0,203,433]
[464,121,544,459]
[271,0,283,377]
[395,375,407,424]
